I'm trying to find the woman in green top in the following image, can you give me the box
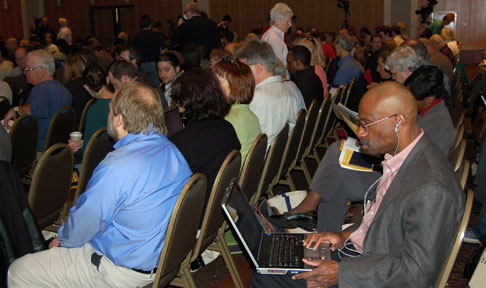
[68,64,113,157]
[213,58,261,166]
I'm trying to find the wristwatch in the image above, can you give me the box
[13,106,19,117]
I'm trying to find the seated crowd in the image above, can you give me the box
[0,2,473,288]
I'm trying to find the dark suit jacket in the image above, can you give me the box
[339,134,465,287]
[170,16,220,58]
[291,67,324,109]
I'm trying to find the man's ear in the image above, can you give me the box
[395,114,407,131]
[114,114,124,129]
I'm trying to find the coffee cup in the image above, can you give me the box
[70,131,83,141]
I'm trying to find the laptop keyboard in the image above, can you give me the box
[267,234,304,268]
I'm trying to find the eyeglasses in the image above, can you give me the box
[23,66,41,73]
[357,114,407,132]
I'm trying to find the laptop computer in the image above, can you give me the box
[221,178,331,275]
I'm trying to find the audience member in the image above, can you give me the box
[296,37,328,97]
[419,38,454,81]
[57,17,72,46]
[119,45,142,68]
[385,46,421,84]
[8,82,192,287]
[133,14,166,86]
[3,49,72,152]
[430,34,454,64]
[170,68,240,202]
[91,44,114,74]
[236,39,297,150]
[251,81,464,287]
[68,64,113,157]
[157,52,183,107]
[213,58,261,166]
[5,38,18,63]
[32,16,54,46]
[287,45,324,108]
[274,57,306,112]
[209,48,232,69]
[364,34,383,83]
[170,2,220,59]
[63,54,91,128]
[391,25,404,46]
[333,34,362,87]
[4,48,30,106]
[262,3,294,66]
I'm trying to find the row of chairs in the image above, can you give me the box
[8,105,76,177]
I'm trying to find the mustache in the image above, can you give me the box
[359,138,370,147]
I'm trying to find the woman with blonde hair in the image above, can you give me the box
[296,37,328,98]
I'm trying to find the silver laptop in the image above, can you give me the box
[221,179,331,275]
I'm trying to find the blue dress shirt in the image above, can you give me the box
[333,54,363,87]
[58,131,192,270]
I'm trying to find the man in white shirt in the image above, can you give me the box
[262,3,293,66]
[237,39,297,149]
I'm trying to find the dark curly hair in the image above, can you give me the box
[171,68,230,120]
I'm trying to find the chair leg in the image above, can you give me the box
[301,160,312,185]
[216,231,244,288]
[180,264,197,288]
[286,173,296,191]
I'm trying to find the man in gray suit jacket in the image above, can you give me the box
[249,82,465,287]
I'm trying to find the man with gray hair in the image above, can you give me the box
[333,34,362,87]
[384,46,422,84]
[419,38,454,81]
[3,49,72,152]
[237,39,297,149]
[57,17,72,45]
[262,2,294,66]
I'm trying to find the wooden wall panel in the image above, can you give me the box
[210,0,384,40]
[0,0,24,40]
[44,0,182,44]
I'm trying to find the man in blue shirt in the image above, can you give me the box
[3,49,72,152]
[8,82,192,287]
[333,34,363,88]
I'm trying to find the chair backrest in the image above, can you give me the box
[191,150,241,261]
[151,173,207,288]
[449,123,464,154]
[448,138,466,172]
[342,78,356,107]
[322,89,344,140]
[73,127,115,202]
[459,160,470,191]
[435,188,473,288]
[311,96,332,150]
[255,124,289,202]
[277,109,306,179]
[44,106,76,151]
[28,143,73,229]
[78,98,95,134]
[238,134,267,202]
[8,114,38,176]
[295,99,319,164]
[325,57,333,73]
[453,110,465,131]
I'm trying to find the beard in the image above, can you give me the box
[107,117,118,141]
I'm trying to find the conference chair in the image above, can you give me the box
[448,139,466,172]
[254,124,289,201]
[434,188,473,288]
[28,143,73,229]
[307,96,332,164]
[8,114,38,177]
[43,106,75,151]
[73,127,114,203]
[238,134,267,203]
[149,173,207,288]
[170,150,243,288]
[277,109,306,190]
[78,98,95,134]
[291,99,319,185]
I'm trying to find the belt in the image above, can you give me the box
[90,253,157,274]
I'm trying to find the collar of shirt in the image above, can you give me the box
[255,75,283,88]
[337,54,353,67]
[382,129,424,172]
[270,25,285,39]
[114,130,158,149]
[420,98,442,116]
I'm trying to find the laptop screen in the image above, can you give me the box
[223,180,264,262]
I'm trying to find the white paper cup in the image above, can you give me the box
[70,131,82,141]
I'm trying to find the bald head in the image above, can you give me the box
[358,82,421,156]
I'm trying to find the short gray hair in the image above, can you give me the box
[335,34,354,52]
[236,39,276,72]
[429,34,445,49]
[385,46,421,73]
[28,49,55,76]
[270,3,293,24]
[441,27,455,41]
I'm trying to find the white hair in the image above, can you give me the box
[385,46,421,73]
[28,49,55,76]
[270,3,293,24]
